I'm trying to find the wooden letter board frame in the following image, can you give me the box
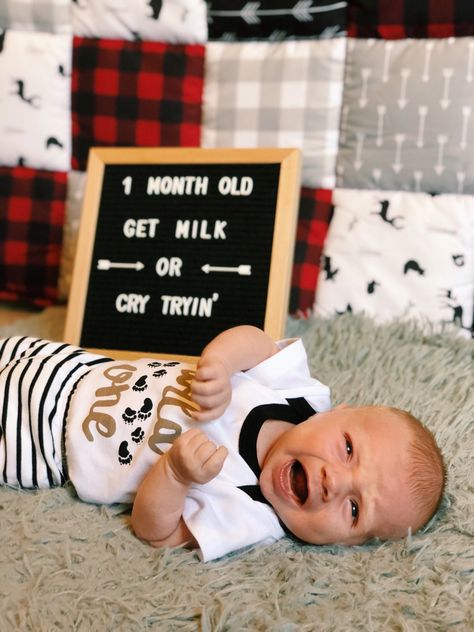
[65,147,301,362]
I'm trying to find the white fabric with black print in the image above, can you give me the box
[315,189,474,337]
[71,0,208,43]
[0,28,72,171]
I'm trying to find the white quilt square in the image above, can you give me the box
[72,0,207,43]
[315,189,474,337]
[0,29,72,171]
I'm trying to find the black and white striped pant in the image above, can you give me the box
[0,337,111,489]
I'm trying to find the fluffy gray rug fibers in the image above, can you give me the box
[0,307,472,631]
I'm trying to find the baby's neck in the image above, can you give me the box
[256,419,293,469]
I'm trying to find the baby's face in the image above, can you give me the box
[259,405,420,546]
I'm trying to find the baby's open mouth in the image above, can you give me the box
[290,460,308,504]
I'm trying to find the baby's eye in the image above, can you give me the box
[344,434,353,459]
[350,500,359,525]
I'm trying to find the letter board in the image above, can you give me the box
[65,148,301,361]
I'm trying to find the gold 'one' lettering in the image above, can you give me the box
[148,369,198,454]
[82,364,137,441]
[103,365,138,384]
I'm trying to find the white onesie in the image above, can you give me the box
[66,338,331,560]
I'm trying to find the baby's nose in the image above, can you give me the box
[321,464,351,500]
[321,467,330,500]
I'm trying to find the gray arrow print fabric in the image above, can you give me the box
[336,38,474,194]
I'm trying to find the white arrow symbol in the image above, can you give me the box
[376,104,386,147]
[422,41,434,82]
[440,68,454,109]
[97,259,144,271]
[339,105,349,144]
[372,168,382,182]
[460,105,472,149]
[392,133,406,173]
[456,171,466,194]
[293,0,314,22]
[202,264,252,276]
[467,41,474,82]
[382,41,394,83]
[397,68,411,109]
[434,134,448,175]
[353,132,365,170]
[241,1,260,24]
[414,170,423,192]
[359,68,371,108]
[208,1,347,24]
[416,106,428,148]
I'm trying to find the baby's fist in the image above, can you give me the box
[166,428,228,486]
[191,356,232,421]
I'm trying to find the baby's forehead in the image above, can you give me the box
[334,409,415,456]
[351,407,411,432]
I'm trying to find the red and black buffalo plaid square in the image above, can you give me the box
[72,38,205,171]
[347,0,474,38]
[289,188,334,318]
[0,167,67,306]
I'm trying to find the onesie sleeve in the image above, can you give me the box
[182,482,285,562]
[243,338,332,413]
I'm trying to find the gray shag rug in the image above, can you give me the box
[0,308,473,631]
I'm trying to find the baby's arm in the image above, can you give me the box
[132,428,227,548]
[191,325,279,422]
[132,326,276,547]
[131,428,227,548]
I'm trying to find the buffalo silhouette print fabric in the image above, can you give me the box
[315,189,474,336]
[71,0,207,43]
[0,29,71,171]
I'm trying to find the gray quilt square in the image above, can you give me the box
[203,39,346,188]
[337,38,474,194]
[0,0,71,33]
[258,108,281,132]
[259,82,282,109]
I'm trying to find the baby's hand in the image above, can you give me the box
[166,428,228,486]
[191,355,232,422]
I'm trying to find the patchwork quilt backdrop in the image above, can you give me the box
[0,0,473,336]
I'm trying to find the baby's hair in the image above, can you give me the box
[391,407,446,530]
